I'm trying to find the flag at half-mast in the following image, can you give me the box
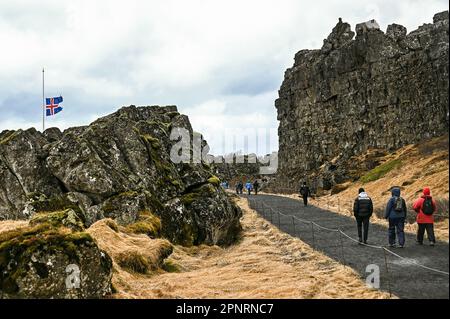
[46,96,63,116]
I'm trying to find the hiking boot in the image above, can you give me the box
[399,245,404,248]
[429,242,435,247]
[364,241,368,245]
[389,244,396,248]
[416,240,423,245]
[358,238,363,244]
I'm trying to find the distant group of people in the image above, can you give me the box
[235,180,260,195]
[353,186,437,247]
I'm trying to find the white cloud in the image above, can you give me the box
[0,0,448,154]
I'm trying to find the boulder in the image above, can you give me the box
[0,223,112,298]
[0,105,242,246]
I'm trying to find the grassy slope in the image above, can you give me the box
[309,135,449,241]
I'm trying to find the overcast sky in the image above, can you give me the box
[0,0,448,155]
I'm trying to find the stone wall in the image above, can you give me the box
[275,11,449,191]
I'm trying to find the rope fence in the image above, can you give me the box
[263,187,449,220]
[247,197,449,297]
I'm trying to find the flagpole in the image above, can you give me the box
[42,68,45,132]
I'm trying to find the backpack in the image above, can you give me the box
[422,197,434,216]
[394,196,404,212]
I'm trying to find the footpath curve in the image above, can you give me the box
[246,194,449,299]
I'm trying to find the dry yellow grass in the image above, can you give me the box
[101,197,390,299]
[86,219,173,273]
[0,220,28,233]
[0,199,391,299]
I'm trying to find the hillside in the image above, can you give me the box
[283,135,449,241]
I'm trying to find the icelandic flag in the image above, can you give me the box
[46,96,63,116]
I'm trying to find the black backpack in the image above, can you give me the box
[422,197,434,215]
[394,196,404,212]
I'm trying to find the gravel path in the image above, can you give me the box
[246,194,449,299]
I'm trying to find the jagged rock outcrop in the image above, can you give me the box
[275,11,449,191]
[0,105,241,246]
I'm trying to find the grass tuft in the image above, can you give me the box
[360,159,402,183]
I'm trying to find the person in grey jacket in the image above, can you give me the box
[385,187,407,248]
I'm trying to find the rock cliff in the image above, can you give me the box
[275,11,449,191]
[0,105,241,246]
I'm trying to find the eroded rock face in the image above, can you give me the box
[275,11,449,190]
[0,105,241,245]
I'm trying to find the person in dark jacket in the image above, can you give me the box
[236,181,244,194]
[253,180,260,195]
[299,182,310,207]
[353,188,373,244]
[413,187,437,246]
[385,187,407,248]
[239,182,244,194]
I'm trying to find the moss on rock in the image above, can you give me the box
[181,183,216,206]
[124,210,161,238]
[207,175,221,186]
[29,194,82,215]
[30,209,86,231]
[0,223,112,297]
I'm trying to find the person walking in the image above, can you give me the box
[413,187,437,246]
[353,188,373,244]
[384,187,407,248]
[236,181,244,194]
[299,182,310,206]
[245,181,252,195]
[253,180,260,195]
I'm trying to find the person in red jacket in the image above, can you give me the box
[412,187,437,246]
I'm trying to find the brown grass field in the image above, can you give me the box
[95,197,390,299]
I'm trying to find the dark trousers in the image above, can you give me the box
[254,187,258,195]
[388,217,405,246]
[356,216,370,242]
[417,223,435,243]
[302,196,308,206]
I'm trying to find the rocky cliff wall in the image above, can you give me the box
[275,11,449,190]
[0,105,241,246]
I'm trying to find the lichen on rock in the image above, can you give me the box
[0,223,112,298]
[0,105,242,247]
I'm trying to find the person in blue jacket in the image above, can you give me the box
[385,187,407,248]
[245,181,252,195]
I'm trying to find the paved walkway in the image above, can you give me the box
[246,194,449,299]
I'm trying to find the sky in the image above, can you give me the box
[0,0,448,155]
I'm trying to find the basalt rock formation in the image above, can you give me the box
[208,153,277,184]
[0,105,242,246]
[275,11,449,191]
[0,220,113,299]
